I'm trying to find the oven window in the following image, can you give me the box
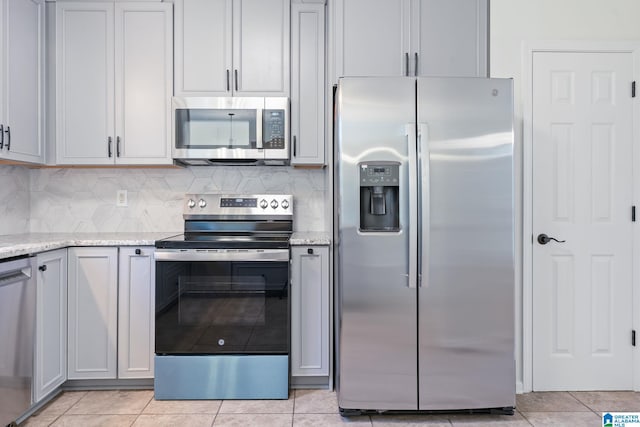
[175,109,257,149]
[155,260,289,355]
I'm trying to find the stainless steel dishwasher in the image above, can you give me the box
[0,256,35,427]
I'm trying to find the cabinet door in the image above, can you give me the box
[333,0,411,80]
[114,3,172,165]
[291,246,329,377]
[411,0,487,77]
[291,2,325,166]
[118,247,155,379]
[174,0,232,96]
[233,0,290,95]
[67,247,118,379]
[34,249,67,402]
[55,2,114,165]
[2,0,44,163]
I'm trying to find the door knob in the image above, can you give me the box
[537,233,566,245]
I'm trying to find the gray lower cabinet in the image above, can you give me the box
[290,246,330,380]
[34,249,67,402]
[67,246,154,380]
[118,247,155,379]
[67,247,119,379]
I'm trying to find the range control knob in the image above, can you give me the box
[198,198,207,208]
[187,199,196,209]
[270,199,279,209]
[281,199,290,209]
[259,199,268,209]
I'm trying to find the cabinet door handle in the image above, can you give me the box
[234,69,238,92]
[226,69,230,92]
[108,136,112,157]
[414,52,418,76]
[404,52,409,76]
[307,248,314,255]
[0,124,3,149]
[116,136,121,157]
[38,265,47,272]
[293,135,297,157]
[135,248,141,255]
[4,126,10,150]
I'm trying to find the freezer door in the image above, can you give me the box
[335,77,418,411]
[417,77,515,410]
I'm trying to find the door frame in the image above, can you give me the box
[522,41,640,393]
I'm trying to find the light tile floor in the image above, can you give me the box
[21,389,640,426]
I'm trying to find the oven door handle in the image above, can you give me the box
[154,249,290,262]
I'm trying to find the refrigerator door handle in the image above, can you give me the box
[417,123,429,288]
[406,124,418,288]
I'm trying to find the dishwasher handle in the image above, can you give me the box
[0,267,32,288]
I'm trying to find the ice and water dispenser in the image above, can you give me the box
[359,162,400,231]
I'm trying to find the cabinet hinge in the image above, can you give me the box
[633,81,636,98]
[633,206,636,222]
[633,330,636,347]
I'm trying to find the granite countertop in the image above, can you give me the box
[0,231,331,260]
[0,232,177,260]
[290,232,331,246]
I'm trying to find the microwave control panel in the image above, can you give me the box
[262,109,286,149]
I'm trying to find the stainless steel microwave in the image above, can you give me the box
[172,97,289,165]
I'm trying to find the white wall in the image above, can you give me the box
[490,0,640,391]
[0,166,30,234]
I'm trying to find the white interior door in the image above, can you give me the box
[532,51,634,390]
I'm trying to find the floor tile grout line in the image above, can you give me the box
[518,410,536,427]
[291,390,296,427]
[567,390,601,414]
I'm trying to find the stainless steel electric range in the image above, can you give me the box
[154,194,293,400]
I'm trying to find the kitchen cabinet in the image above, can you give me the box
[174,0,290,96]
[291,245,330,378]
[67,247,118,379]
[55,1,173,165]
[117,247,155,379]
[0,0,45,164]
[67,246,155,380]
[291,1,325,166]
[332,0,487,80]
[34,249,67,402]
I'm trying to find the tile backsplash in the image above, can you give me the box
[0,166,30,235]
[28,166,327,233]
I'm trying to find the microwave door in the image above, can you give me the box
[178,109,257,150]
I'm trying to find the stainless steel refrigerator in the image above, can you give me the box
[334,77,515,414]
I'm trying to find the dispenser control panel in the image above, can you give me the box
[360,163,400,186]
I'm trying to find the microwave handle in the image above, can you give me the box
[256,107,263,149]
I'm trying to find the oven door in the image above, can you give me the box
[154,249,289,356]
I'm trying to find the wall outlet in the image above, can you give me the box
[116,190,128,207]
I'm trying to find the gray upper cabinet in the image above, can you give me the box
[291,1,325,166]
[55,1,173,166]
[411,0,487,77]
[0,0,45,164]
[332,0,487,81]
[174,0,290,96]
